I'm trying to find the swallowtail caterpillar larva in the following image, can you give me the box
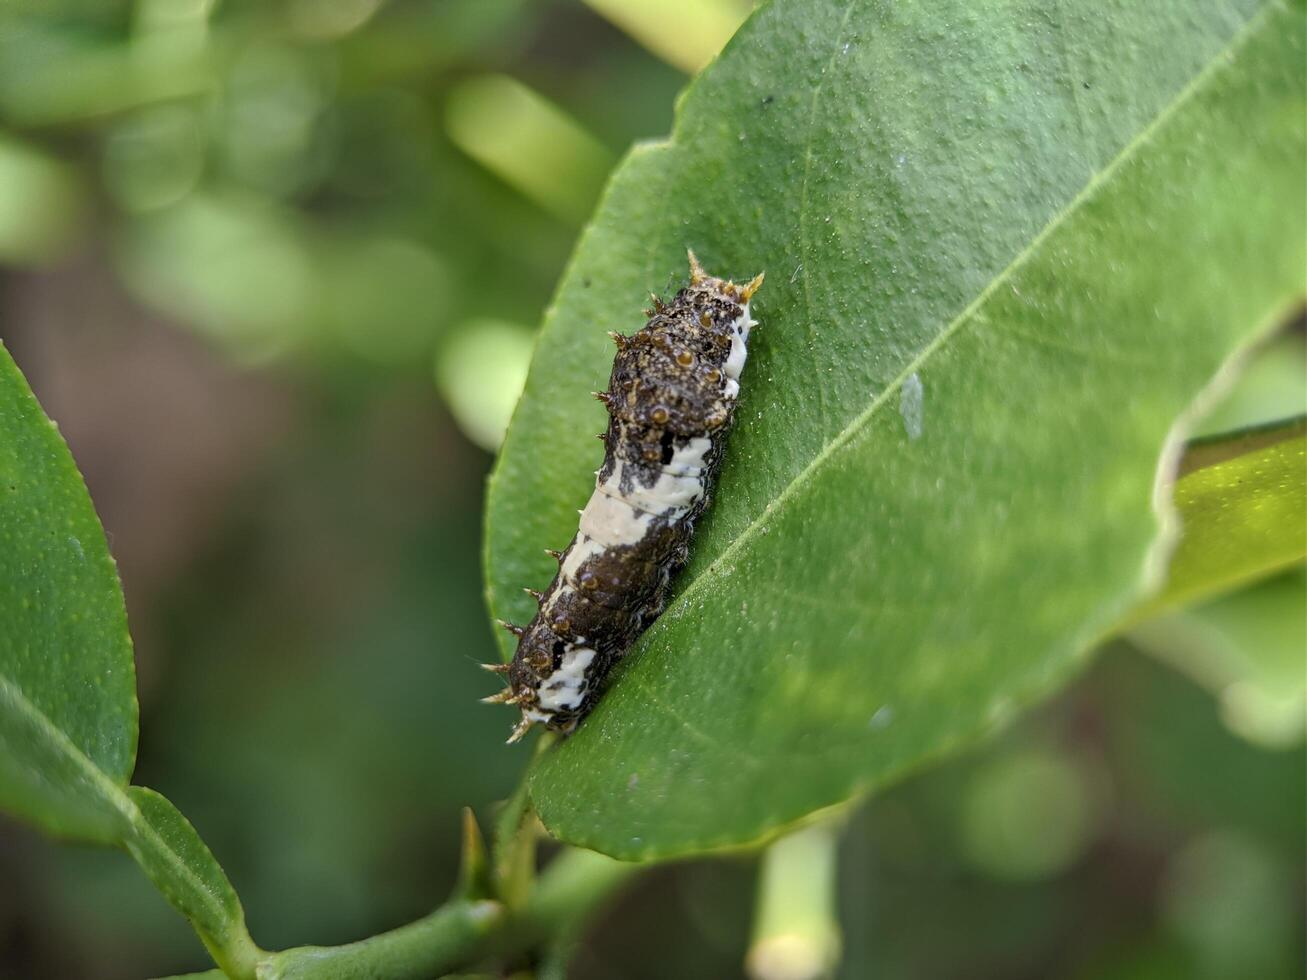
[484,251,764,743]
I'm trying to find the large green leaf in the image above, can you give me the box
[0,343,258,974]
[0,338,137,840]
[485,0,1305,858]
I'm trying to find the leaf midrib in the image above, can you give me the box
[630,2,1275,674]
[0,673,232,937]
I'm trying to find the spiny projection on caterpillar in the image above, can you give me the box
[483,251,764,743]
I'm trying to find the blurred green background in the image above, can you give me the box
[0,2,1302,978]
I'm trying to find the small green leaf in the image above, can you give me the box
[1180,414,1306,474]
[1122,419,1306,735]
[1133,417,1306,621]
[125,787,261,978]
[0,339,136,841]
[485,0,1305,858]
[0,344,258,974]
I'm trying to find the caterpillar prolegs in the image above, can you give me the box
[484,252,764,743]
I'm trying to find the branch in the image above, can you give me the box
[256,847,638,979]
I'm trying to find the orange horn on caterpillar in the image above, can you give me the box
[686,248,707,284]
[740,271,765,302]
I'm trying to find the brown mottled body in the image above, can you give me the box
[484,253,763,743]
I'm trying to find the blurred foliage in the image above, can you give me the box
[435,319,534,451]
[0,1,1302,978]
[835,646,1304,980]
[0,0,690,426]
[1133,568,1306,748]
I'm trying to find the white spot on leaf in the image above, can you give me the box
[900,372,924,441]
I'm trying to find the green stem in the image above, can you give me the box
[508,847,637,951]
[745,819,843,980]
[239,734,637,979]
[255,847,638,980]
[493,732,555,910]
[257,899,505,980]
[525,856,614,980]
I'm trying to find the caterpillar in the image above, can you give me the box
[483,251,764,743]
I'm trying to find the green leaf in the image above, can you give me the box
[1180,414,1306,474]
[125,787,261,977]
[1130,417,1306,621]
[0,344,258,975]
[0,339,136,841]
[485,0,1306,859]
